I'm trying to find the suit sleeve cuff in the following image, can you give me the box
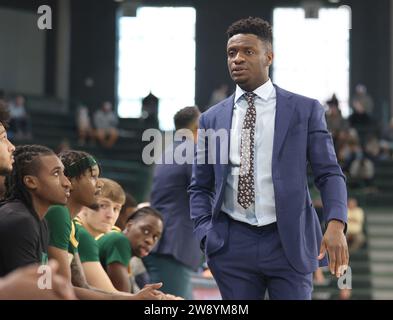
[327,218,347,235]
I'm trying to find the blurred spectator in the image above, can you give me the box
[55,139,71,155]
[340,138,362,173]
[325,94,349,140]
[346,198,366,252]
[93,101,119,148]
[364,135,381,161]
[381,117,393,157]
[381,117,393,142]
[338,135,376,190]
[379,141,392,160]
[348,99,374,145]
[338,129,378,191]
[76,105,94,146]
[349,156,375,190]
[208,84,229,107]
[8,95,32,140]
[335,129,352,158]
[141,92,159,129]
[348,99,372,129]
[352,84,374,116]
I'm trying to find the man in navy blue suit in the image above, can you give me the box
[188,17,349,300]
[144,106,202,299]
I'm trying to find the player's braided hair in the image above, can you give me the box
[58,150,99,179]
[126,206,163,224]
[4,145,55,216]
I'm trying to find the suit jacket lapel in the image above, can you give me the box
[216,93,235,131]
[216,93,235,182]
[273,85,295,161]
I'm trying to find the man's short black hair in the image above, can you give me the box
[126,206,163,224]
[174,106,200,130]
[227,17,273,45]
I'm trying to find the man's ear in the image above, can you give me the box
[266,50,274,67]
[125,220,133,233]
[23,175,38,191]
[68,177,76,189]
[269,51,274,66]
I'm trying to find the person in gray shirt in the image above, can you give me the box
[93,101,119,148]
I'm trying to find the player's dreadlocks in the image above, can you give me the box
[4,145,55,216]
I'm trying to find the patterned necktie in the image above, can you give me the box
[237,92,257,209]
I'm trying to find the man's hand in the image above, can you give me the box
[112,283,164,300]
[164,294,184,300]
[318,220,349,278]
[0,260,77,300]
[112,282,184,300]
[135,283,184,300]
[133,282,164,300]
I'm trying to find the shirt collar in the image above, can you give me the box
[234,78,274,104]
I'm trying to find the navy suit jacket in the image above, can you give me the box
[150,141,202,271]
[188,85,348,274]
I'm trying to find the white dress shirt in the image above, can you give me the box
[221,79,277,226]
